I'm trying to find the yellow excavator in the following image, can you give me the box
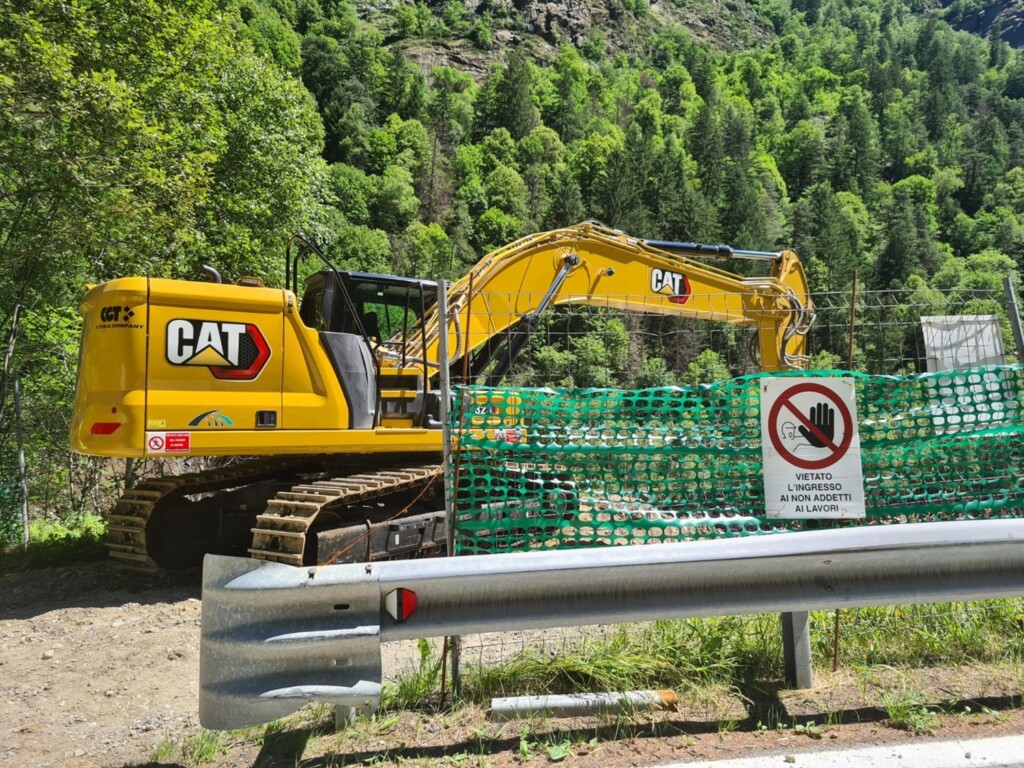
[70,222,814,569]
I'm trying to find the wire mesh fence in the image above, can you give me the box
[480,286,1017,388]
[383,601,1024,706]
[811,288,1016,373]
[446,284,1024,683]
[386,597,1024,692]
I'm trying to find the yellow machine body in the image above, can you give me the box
[73,224,813,461]
[72,278,437,459]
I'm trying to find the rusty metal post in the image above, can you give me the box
[436,280,461,699]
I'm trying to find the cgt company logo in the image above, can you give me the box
[650,268,692,304]
[166,319,271,380]
[97,304,143,330]
[101,305,134,323]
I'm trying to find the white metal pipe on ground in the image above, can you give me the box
[489,690,679,721]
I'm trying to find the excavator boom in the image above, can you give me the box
[402,223,812,379]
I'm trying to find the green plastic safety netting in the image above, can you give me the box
[448,366,1024,554]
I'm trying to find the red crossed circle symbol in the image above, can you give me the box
[768,382,853,470]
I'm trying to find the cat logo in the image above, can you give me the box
[650,268,692,304]
[166,319,271,381]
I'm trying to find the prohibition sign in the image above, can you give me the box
[767,381,853,470]
[148,435,165,451]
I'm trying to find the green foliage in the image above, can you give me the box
[2,514,106,572]
[397,221,456,279]
[473,207,522,252]
[330,222,393,273]
[369,166,421,234]
[484,165,530,219]
[471,16,494,50]
[148,737,177,763]
[453,601,1024,724]
[882,689,942,733]
[327,163,375,225]
[381,638,443,711]
[232,0,302,74]
[1,0,328,541]
[180,729,230,767]
[6,0,1024,546]
[681,349,731,386]
[463,615,783,703]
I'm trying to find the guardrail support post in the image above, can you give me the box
[1004,276,1024,362]
[334,705,356,730]
[781,611,813,689]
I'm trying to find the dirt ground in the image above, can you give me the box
[1,560,1022,768]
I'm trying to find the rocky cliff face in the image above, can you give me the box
[367,0,773,77]
[478,0,772,50]
[942,0,1024,48]
[367,0,1024,82]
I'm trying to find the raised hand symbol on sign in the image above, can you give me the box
[799,402,835,448]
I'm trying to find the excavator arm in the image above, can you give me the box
[390,223,813,378]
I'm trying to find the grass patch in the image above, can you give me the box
[148,737,176,762]
[461,617,783,702]
[180,729,229,766]
[882,688,942,733]
[813,602,1024,667]
[442,603,1024,711]
[1,514,107,572]
[382,638,444,711]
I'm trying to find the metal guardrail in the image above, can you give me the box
[200,519,1024,729]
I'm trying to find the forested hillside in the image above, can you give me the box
[2,0,1024,534]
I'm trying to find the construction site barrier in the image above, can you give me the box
[450,367,1024,554]
[200,518,1024,730]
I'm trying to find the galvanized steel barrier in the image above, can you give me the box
[200,519,1024,729]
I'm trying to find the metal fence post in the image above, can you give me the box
[781,611,813,689]
[436,280,461,696]
[14,376,28,549]
[1004,276,1024,363]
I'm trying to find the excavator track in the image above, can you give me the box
[106,457,318,570]
[106,455,444,571]
[249,463,443,566]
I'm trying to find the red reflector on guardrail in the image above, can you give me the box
[384,588,416,622]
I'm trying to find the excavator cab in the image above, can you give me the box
[299,270,437,349]
[292,246,442,430]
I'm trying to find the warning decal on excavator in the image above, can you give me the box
[146,431,191,454]
[165,320,271,381]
